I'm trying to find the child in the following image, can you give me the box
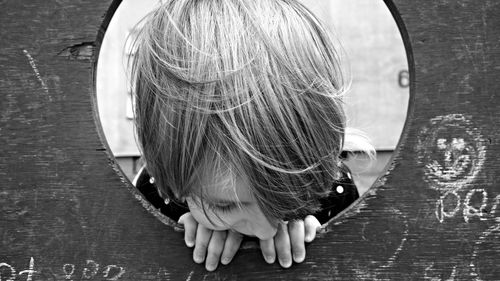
[129,0,374,272]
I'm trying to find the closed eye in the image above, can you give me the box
[209,202,239,213]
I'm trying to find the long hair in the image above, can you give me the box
[129,0,374,221]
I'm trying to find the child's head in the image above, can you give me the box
[130,0,365,236]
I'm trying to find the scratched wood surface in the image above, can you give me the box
[0,0,499,280]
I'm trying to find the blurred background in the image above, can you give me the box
[96,0,409,195]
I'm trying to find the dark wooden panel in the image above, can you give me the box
[0,0,499,280]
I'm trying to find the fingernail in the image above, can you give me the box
[186,240,194,247]
[206,263,216,271]
[279,258,291,268]
[193,255,204,263]
[265,255,275,264]
[293,253,305,263]
[221,257,232,265]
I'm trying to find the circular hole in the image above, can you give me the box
[95,0,409,225]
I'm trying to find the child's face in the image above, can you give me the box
[185,170,278,241]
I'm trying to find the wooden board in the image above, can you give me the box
[0,0,499,280]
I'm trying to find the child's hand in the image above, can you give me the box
[178,212,244,271]
[259,215,321,268]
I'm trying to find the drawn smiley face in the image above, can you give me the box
[417,114,486,192]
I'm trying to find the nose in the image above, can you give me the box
[231,220,250,234]
[231,220,278,240]
[255,225,278,240]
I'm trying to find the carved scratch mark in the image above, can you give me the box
[417,114,488,223]
[491,195,500,222]
[185,270,194,281]
[82,259,99,279]
[449,265,457,281]
[63,263,75,280]
[436,190,461,223]
[18,257,36,281]
[455,2,489,76]
[23,49,51,101]
[361,222,367,241]
[463,189,488,223]
[457,33,480,75]
[470,223,500,281]
[102,265,125,280]
[417,114,486,193]
[424,262,457,281]
[0,262,16,281]
[382,208,409,268]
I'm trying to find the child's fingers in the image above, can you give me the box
[274,222,292,268]
[288,220,305,263]
[259,238,276,264]
[205,230,227,271]
[304,215,321,243]
[178,213,197,247]
[221,230,243,265]
[193,224,213,264]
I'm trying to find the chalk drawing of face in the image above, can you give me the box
[417,114,486,192]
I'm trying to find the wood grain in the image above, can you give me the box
[0,0,499,279]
